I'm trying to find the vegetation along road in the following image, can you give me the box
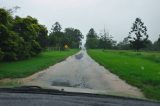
[88,49,160,100]
[0,50,78,82]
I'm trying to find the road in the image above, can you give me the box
[24,50,144,99]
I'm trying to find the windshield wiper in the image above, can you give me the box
[0,86,160,104]
[0,86,64,94]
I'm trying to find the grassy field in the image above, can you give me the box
[88,49,160,100]
[0,49,78,79]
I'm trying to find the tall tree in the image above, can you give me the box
[128,18,149,51]
[85,28,98,49]
[64,28,83,48]
[51,22,62,33]
[98,29,116,49]
[73,29,83,48]
[36,25,48,48]
[64,28,75,47]
[49,22,64,50]
[87,28,97,38]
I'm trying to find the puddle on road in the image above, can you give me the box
[75,53,84,60]
[51,80,92,89]
[51,81,76,87]
[52,81,72,87]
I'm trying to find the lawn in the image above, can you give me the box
[88,49,160,100]
[0,49,78,79]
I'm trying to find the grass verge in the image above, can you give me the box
[88,49,160,100]
[0,49,78,79]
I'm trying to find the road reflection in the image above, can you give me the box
[75,53,84,60]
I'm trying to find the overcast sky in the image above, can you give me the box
[1,0,160,44]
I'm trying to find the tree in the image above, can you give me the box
[51,22,62,33]
[0,9,20,61]
[128,18,149,51]
[64,28,75,47]
[74,29,83,47]
[64,28,83,48]
[49,22,64,50]
[153,35,160,51]
[13,16,38,42]
[0,8,13,26]
[117,37,130,50]
[85,28,99,49]
[0,8,9,25]
[36,25,48,48]
[0,24,22,61]
[13,16,42,58]
[0,8,46,61]
[87,28,97,38]
[98,29,116,49]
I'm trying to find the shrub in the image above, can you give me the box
[0,8,46,61]
[3,52,17,61]
[30,40,42,56]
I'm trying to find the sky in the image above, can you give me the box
[0,0,160,44]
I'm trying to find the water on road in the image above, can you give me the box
[24,50,144,98]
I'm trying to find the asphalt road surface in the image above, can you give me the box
[24,50,144,99]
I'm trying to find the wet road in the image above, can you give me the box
[25,50,144,98]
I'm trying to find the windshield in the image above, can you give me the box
[0,0,160,102]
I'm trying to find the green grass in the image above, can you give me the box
[88,49,160,100]
[0,49,78,79]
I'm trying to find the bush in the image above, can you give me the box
[30,40,42,56]
[3,52,17,61]
[0,8,47,61]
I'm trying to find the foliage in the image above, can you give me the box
[64,28,83,48]
[86,28,116,49]
[48,22,65,50]
[98,31,116,49]
[85,28,99,49]
[153,35,160,51]
[142,40,153,51]
[0,8,48,61]
[128,18,149,51]
[0,49,4,61]
[37,25,48,48]
[51,22,62,33]
[49,22,83,50]
[117,37,131,50]
[0,8,13,26]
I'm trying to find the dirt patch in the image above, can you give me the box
[0,69,47,86]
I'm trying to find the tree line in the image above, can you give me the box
[85,28,116,49]
[1,7,159,61]
[85,18,160,51]
[0,8,83,61]
[48,22,83,50]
